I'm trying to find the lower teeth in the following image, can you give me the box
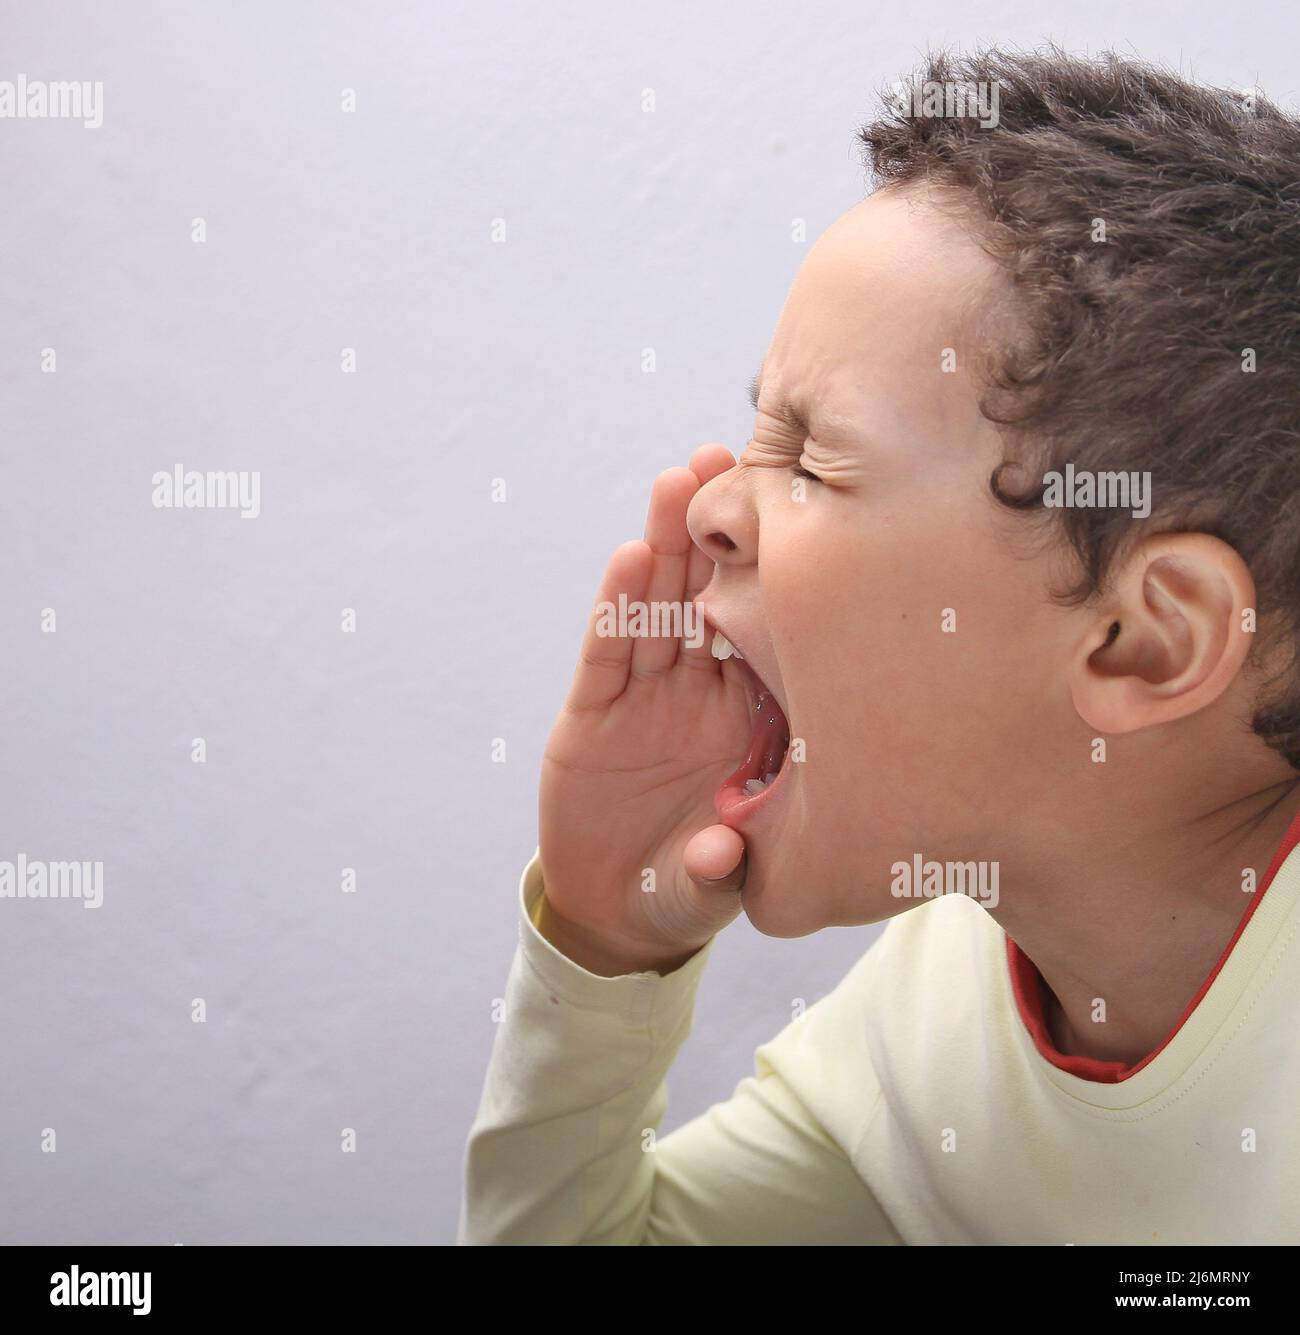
[743,771,779,796]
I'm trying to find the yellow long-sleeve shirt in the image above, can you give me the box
[459,823,1300,1244]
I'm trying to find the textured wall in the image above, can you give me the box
[1,0,1293,1244]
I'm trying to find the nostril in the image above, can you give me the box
[708,531,737,553]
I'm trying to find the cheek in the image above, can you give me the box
[764,518,898,771]
[762,508,867,672]
[767,502,1041,772]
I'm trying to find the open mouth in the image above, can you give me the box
[709,630,792,822]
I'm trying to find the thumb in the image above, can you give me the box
[683,823,748,907]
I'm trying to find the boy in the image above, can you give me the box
[458,46,1300,1244]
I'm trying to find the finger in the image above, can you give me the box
[563,539,654,713]
[688,441,737,487]
[683,823,748,901]
[632,467,699,679]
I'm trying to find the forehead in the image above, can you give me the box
[758,186,1001,440]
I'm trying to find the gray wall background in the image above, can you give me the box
[1,0,1295,1244]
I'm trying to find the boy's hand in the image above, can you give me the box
[537,445,752,976]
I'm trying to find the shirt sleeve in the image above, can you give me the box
[456,849,902,1245]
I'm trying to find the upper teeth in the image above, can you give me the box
[711,631,743,661]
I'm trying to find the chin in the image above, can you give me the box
[740,846,917,936]
[736,848,828,938]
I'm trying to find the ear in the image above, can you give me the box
[1070,533,1256,737]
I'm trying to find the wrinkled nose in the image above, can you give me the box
[687,465,757,565]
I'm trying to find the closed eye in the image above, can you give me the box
[793,462,823,484]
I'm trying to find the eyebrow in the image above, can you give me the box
[747,364,813,436]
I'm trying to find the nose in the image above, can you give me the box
[686,462,757,565]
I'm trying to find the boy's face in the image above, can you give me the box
[690,185,1082,936]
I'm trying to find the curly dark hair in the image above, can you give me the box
[858,44,1300,768]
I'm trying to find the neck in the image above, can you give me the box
[992,769,1300,1068]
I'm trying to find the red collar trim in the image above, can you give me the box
[1007,802,1300,1083]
